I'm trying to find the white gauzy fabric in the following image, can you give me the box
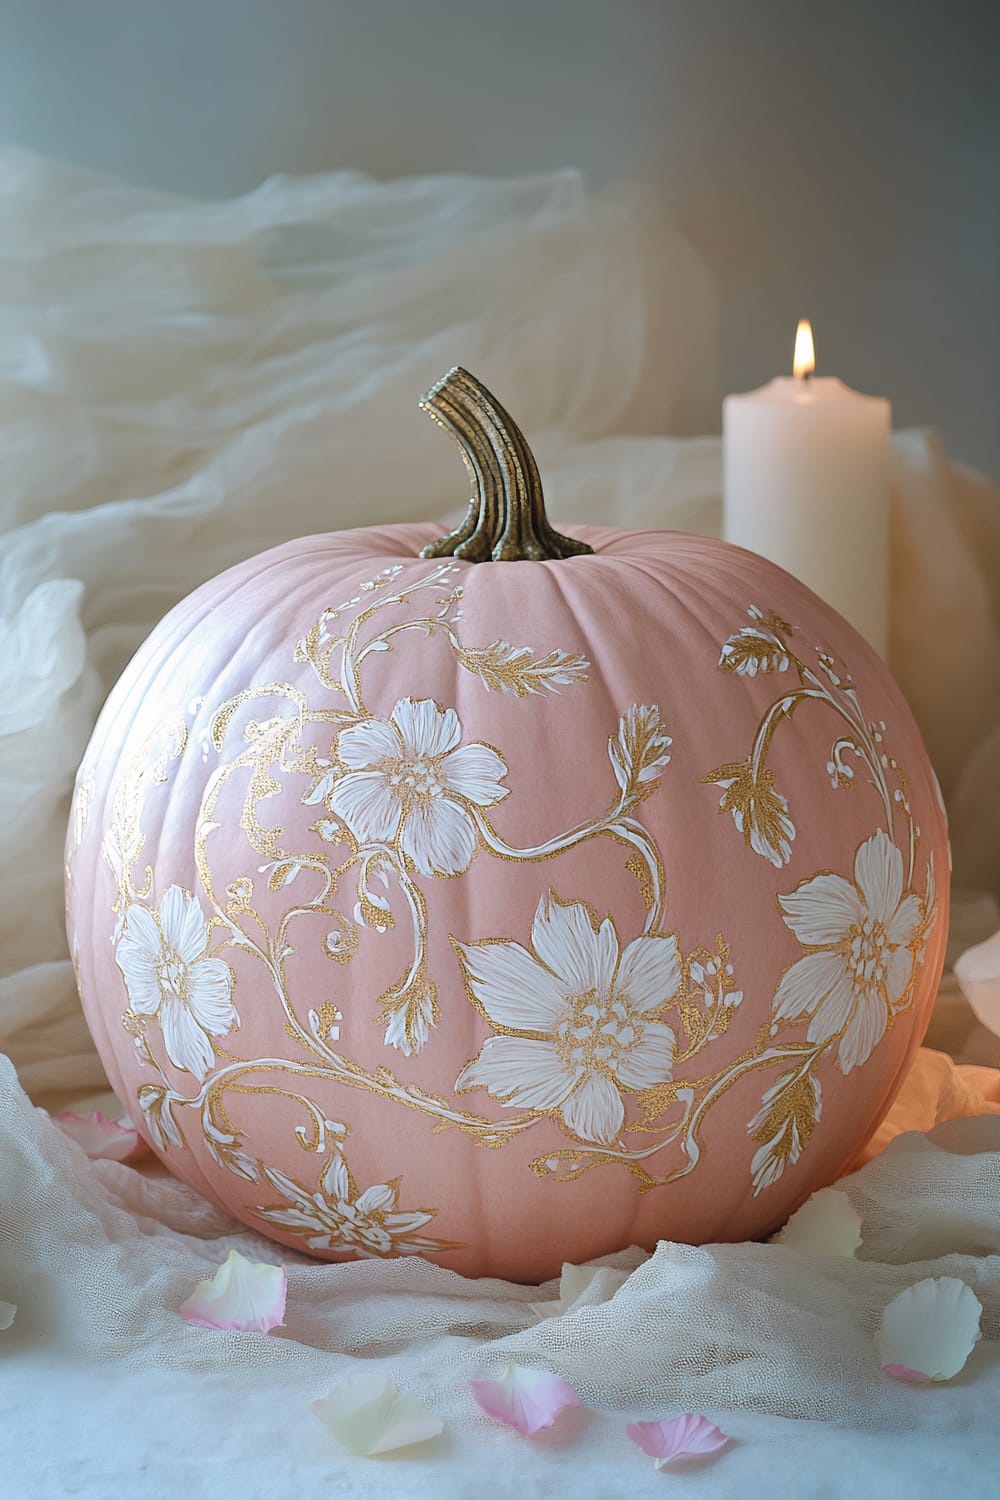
[2,1060,999,1498]
[2,152,1000,1497]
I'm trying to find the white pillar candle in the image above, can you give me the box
[723,321,891,657]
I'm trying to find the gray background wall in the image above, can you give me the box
[2,0,997,477]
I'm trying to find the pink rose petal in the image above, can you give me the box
[627,1414,730,1469]
[57,1109,147,1163]
[883,1364,931,1385]
[179,1249,286,1332]
[470,1365,581,1435]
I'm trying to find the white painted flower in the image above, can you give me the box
[454,892,680,1147]
[257,1154,447,1257]
[116,887,238,1082]
[771,831,926,1073]
[316,697,508,877]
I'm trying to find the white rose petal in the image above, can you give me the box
[876,1276,983,1383]
[775,1187,863,1257]
[312,1373,443,1456]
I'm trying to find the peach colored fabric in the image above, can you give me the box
[848,1046,1000,1172]
[66,525,949,1280]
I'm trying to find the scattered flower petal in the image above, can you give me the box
[627,1414,730,1469]
[311,1373,443,1456]
[470,1365,581,1435]
[775,1187,863,1257]
[179,1249,286,1332]
[0,1301,15,1331]
[875,1276,982,1382]
[56,1109,147,1162]
[883,1364,931,1385]
[531,1262,605,1319]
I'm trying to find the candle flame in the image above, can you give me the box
[793,318,815,379]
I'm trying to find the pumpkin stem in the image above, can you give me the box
[419,368,593,563]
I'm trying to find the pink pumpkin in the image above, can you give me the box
[66,369,947,1282]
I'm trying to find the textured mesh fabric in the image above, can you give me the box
[1,152,999,1497]
[2,1058,999,1497]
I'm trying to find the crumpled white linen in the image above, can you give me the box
[3,1058,999,1498]
[2,151,1000,1498]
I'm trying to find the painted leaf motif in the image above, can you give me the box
[748,1069,822,1195]
[457,639,589,696]
[609,704,672,799]
[136,1083,185,1151]
[267,861,303,891]
[719,628,790,676]
[702,759,795,868]
[203,1112,260,1182]
[379,971,440,1057]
